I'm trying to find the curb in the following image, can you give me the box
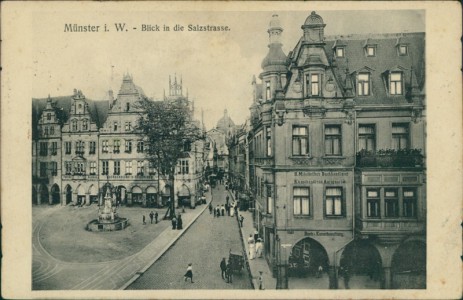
[119,197,211,290]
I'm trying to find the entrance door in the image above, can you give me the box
[51,184,60,205]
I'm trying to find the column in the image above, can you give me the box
[49,193,53,205]
[328,266,337,289]
[383,267,392,289]
[37,192,42,205]
[142,192,147,207]
[127,192,132,205]
[86,193,90,206]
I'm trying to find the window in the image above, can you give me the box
[179,160,189,174]
[113,140,120,153]
[50,126,54,135]
[65,161,72,175]
[385,189,399,218]
[102,140,109,153]
[47,113,51,120]
[113,121,118,131]
[51,142,58,155]
[357,73,370,96]
[148,162,156,175]
[114,161,120,175]
[403,188,417,217]
[389,72,403,95]
[137,141,144,153]
[325,125,342,156]
[40,162,47,177]
[266,127,272,156]
[366,46,376,56]
[310,74,320,96]
[367,189,380,218]
[326,187,343,216]
[90,161,96,175]
[398,45,408,56]
[102,161,109,175]
[72,120,78,131]
[44,126,49,136]
[75,141,84,155]
[358,124,376,151]
[392,123,409,150]
[39,142,48,156]
[266,185,273,214]
[125,161,132,175]
[137,161,145,175]
[89,141,96,154]
[125,140,132,153]
[126,102,130,111]
[74,162,85,175]
[336,47,344,58]
[265,81,271,100]
[183,141,191,152]
[82,120,88,131]
[293,187,310,216]
[50,161,58,176]
[292,126,308,156]
[125,122,132,131]
[65,142,71,154]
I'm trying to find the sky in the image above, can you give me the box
[30,8,424,130]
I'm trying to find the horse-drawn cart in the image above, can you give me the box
[228,250,245,274]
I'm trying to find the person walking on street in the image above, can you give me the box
[177,214,183,230]
[225,203,230,216]
[149,211,154,224]
[226,195,229,205]
[258,271,264,290]
[239,215,244,227]
[221,205,225,216]
[254,230,259,243]
[248,234,256,260]
[142,215,146,225]
[226,261,233,283]
[154,211,158,224]
[184,263,194,283]
[317,265,323,278]
[216,205,220,218]
[171,216,177,230]
[220,258,227,280]
[209,203,213,214]
[256,238,263,258]
[213,205,217,217]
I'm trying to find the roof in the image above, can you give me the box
[303,11,324,26]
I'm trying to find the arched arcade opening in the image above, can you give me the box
[50,184,61,205]
[391,240,426,289]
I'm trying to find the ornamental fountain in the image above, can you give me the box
[87,186,129,231]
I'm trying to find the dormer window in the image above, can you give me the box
[357,73,370,96]
[306,74,321,97]
[47,113,51,120]
[389,72,403,95]
[366,46,376,57]
[335,47,345,58]
[398,45,408,56]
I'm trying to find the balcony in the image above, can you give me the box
[355,217,425,242]
[356,149,424,168]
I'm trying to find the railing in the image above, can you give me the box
[356,149,424,168]
[355,217,425,233]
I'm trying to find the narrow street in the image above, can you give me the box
[127,184,252,289]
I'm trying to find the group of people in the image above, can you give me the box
[171,214,183,230]
[142,210,159,225]
[247,231,263,260]
[209,195,239,218]
[219,257,234,283]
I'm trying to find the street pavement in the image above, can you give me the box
[127,184,252,290]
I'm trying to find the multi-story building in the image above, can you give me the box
[32,74,206,209]
[243,12,426,289]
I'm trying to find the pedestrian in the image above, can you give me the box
[184,263,194,283]
[225,203,230,216]
[230,203,235,217]
[256,238,263,258]
[248,234,256,260]
[221,205,225,216]
[209,203,213,214]
[216,205,220,218]
[220,258,227,280]
[234,204,238,215]
[154,211,158,224]
[213,205,217,217]
[258,271,264,290]
[226,195,229,205]
[226,261,233,283]
[317,265,323,278]
[149,211,154,224]
[239,215,244,227]
[177,214,183,230]
[142,215,146,225]
[171,216,177,230]
[254,230,259,243]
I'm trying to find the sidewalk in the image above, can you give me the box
[229,190,276,290]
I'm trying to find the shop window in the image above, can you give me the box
[403,188,417,217]
[357,73,370,96]
[325,187,343,216]
[292,126,309,156]
[389,72,403,95]
[293,187,310,216]
[325,125,342,156]
[392,123,409,150]
[385,189,399,218]
[358,124,376,151]
[367,189,380,218]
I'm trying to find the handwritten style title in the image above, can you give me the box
[64,23,231,32]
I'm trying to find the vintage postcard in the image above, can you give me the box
[1,1,461,299]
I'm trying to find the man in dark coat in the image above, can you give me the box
[220,258,227,280]
[177,214,183,230]
[149,211,154,224]
[154,211,159,224]
[171,216,177,230]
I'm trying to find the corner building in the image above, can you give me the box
[248,12,425,289]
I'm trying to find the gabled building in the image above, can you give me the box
[248,12,425,289]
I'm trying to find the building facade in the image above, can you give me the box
[238,12,426,289]
[32,74,206,209]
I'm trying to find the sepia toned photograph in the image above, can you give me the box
[1,1,461,299]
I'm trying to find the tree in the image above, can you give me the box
[136,97,202,219]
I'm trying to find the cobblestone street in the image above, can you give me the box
[127,184,252,290]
